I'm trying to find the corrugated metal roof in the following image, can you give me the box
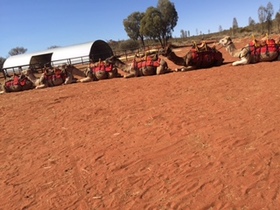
[4,52,41,70]
[51,42,93,61]
[3,40,112,71]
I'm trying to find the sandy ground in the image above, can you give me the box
[1,37,280,210]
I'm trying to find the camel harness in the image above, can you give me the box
[43,68,67,85]
[91,61,114,73]
[5,75,29,88]
[244,39,279,61]
[187,48,222,68]
[133,55,161,69]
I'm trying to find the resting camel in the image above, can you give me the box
[0,73,34,94]
[104,53,171,78]
[80,59,122,83]
[160,42,224,71]
[218,35,280,66]
[22,64,78,89]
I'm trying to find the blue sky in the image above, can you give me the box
[1,0,280,57]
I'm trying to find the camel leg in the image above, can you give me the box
[0,84,5,94]
[108,68,122,79]
[156,65,171,74]
[232,57,248,66]
[64,76,73,84]
[0,84,4,94]
[177,66,196,71]
[156,66,164,74]
[80,77,94,83]
[123,73,136,78]
[123,69,139,78]
[35,84,48,89]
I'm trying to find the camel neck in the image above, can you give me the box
[26,72,38,83]
[115,61,131,72]
[167,51,186,66]
[225,43,240,58]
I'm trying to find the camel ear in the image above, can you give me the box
[226,36,232,42]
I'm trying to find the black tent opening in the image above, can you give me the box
[90,40,113,62]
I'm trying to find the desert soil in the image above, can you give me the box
[1,37,280,210]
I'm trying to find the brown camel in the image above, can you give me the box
[80,59,121,83]
[218,35,280,66]
[0,73,34,94]
[104,53,171,78]
[161,42,224,71]
[22,64,78,89]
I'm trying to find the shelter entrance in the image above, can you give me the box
[30,53,53,70]
[90,40,113,62]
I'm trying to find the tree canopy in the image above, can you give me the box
[8,47,27,56]
[275,12,280,32]
[266,2,274,34]
[123,12,145,47]
[124,0,178,48]
[157,0,178,40]
[0,57,5,69]
[232,17,238,35]
[258,3,274,34]
[140,7,163,43]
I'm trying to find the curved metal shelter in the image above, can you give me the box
[2,40,113,75]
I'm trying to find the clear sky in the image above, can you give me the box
[1,0,280,57]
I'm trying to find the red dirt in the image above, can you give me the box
[1,38,280,209]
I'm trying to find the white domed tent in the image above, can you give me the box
[2,40,113,76]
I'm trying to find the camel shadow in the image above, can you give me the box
[221,61,233,66]
[171,61,233,73]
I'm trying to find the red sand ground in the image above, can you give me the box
[1,38,280,210]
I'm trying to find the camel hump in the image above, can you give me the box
[192,41,213,52]
[251,34,277,47]
[250,38,277,47]
[135,49,158,57]
[134,50,159,63]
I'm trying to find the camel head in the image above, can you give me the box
[159,44,173,57]
[219,36,233,47]
[21,69,33,76]
[105,55,126,67]
[84,67,94,78]
[61,64,73,73]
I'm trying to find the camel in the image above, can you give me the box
[79,59,122,83]
[218,35,280,66]
[160,42,224,71]
[0,73,34,94]
[104,53,171,78]
[22,64,78,89]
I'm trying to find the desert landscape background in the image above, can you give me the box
[1,37,280,210]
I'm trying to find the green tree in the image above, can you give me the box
[232,17,238,35]
[258,6,266,33]
[8,47,27,56]
[140,0,178,48]
[140,7,164,45]
[123,12,145,48]
[266,2,274,34]
[157,0,178,46]
[0,57,6,69]
[248,17,256,31]
[275,12,280,33]
[180,30,187,38]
